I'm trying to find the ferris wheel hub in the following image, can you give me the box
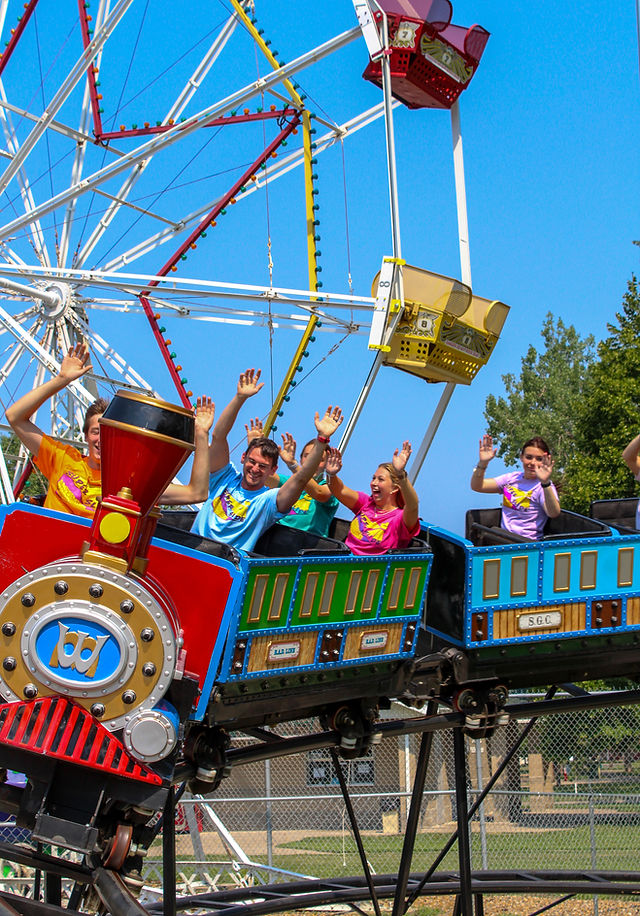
[38,282,73,322]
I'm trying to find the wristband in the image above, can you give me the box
[317,435,330,444]
[541,480,552,489]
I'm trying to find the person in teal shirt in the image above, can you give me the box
[245,422,339,538]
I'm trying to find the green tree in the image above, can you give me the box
[0,432,47,502]
[562,273,640,512]
[483,313,595,472]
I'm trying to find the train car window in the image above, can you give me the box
[299,572,320,617]
[268,573,290,620]
[482,558,500,600]
[553,553,571,592]
[345,571,363,614]
[363,570,380,612]
[618,547,634,587]
[387,568,405,610]
[579,551,598,590]
[319,572,338,615]
[405,567,422,608]
[248,575,269,622]
[510,556,528,597]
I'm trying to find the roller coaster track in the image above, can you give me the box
[2,686,640,916]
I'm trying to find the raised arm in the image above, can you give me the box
[534,452,561,518]
[276,407,343,513]
[470,433,501,494]
[161,397,215,505]
[209,368,263,473]
[623,434,640,476]
[392,441,420,530]
[6,343,92,455]
[278,433,332,503]
[325,447,360,512]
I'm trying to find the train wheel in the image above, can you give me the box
[323,700,377,759]
[102,823,133,871]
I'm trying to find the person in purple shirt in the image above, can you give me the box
[470,434,561,540]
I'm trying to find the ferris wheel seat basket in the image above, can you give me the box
[362,4,490,110]
[371,264,509,384]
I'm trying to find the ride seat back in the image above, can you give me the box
[466,507,612,546]
[590,497,639,533]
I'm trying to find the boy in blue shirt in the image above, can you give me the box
[192,368,342,552]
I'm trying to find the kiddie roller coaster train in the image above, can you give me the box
[1,353,640,903]
[0,2,638,915]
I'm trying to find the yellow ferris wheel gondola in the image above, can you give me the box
[370,260,509,384]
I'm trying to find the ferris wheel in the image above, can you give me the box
[0,0,495,503]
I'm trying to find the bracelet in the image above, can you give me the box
[473,465,487,475]
[316,435,330,444]
[541,480,552,489]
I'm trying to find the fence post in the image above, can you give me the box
[265,758,273,868]
[474,738,488,871]
[588,794,598,916]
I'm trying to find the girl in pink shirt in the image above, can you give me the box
[325,442,420,555]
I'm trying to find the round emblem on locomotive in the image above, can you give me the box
[0,561,177,730]
[24,606,135,693]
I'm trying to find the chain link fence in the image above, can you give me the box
[143,694,640,899]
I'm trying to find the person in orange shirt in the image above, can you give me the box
[6,343,214,518]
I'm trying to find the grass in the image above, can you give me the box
[155,823,640,879]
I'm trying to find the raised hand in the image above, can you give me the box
[479,433,497,465]
[324,446,343,476]
[314,405,343,440]
[59,343,92,383]
[194,396,215,435]
[392,440,412,473]
[245,416,263,445]
[535,453,555,484]
[279,432,297,468]
[237,368,264,400]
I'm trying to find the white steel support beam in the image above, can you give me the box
[0,0,135,197]
[409,101,471,483]
[0,303,95,407]
[75,2,248,268]
[0,27,361,243]
[100,102,390,275]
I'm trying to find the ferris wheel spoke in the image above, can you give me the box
[0,314,43,385]
[0,301,94,406]
[69,309,154,392]
[0,0,136,199]
[0,82,52,268]
[99,102,388,277]
[0,26,360,245]
[75,3,272,271]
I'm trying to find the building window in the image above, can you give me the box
[307,749,375,786]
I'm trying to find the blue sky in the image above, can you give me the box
[0,0,638,533]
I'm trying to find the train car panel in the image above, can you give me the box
[245,629,320,673]
[470,543,541,608]
[490,601,586,641]
[217,549,432,694]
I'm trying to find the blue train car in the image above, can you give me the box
[423,506,640,689]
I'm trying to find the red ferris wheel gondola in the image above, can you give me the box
[362,0,489,109]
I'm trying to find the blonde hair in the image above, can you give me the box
[377,463,405,508]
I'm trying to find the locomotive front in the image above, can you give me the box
[0,392,199,869]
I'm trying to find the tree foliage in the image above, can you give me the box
[562,274,640,511]
[483,313,595,472]
[0,432,47,502]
